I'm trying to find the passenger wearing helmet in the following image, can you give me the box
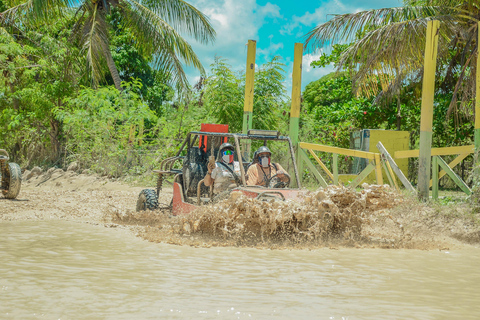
[204,142,241,193]
[246,146,287,187]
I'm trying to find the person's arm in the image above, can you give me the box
[274,163,287,176]
[204,162,216,186]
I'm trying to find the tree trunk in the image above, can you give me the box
[103,44,122,90]
[49,118,61,161]
[396,95,402,131]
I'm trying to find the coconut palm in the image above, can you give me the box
[0,0,215,91]
[304,0,478,117]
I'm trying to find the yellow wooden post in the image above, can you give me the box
[242,40,256,160]
[289,43,303,145]
[418,20,440,200]
[374,153,383,185]
[290,43,303,187]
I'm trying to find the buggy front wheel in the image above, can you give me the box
[136,189,159,211]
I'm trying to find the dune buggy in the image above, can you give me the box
[0,149,22,199]
[136,126,305,215]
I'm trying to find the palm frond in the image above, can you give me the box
[0,0,76,27]
[81,2,110,88]
[126,0,215,44]
[304,3,475,100]
[304,6,458,50]
[118,2,205,90]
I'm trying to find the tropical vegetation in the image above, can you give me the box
[0,0,477,193]
[302,0,477,186]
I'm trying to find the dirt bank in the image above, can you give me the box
[1,168,480,250]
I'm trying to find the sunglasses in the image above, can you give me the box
[223,150,234,155]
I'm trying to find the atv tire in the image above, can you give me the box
[1,162,22,199]
[136,189,159,211]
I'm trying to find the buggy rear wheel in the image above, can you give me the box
[2,162,22,199]
[136,189,159,211]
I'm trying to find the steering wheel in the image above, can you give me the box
[266,173,291,188]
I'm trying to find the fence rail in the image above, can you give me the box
[298,142,383,188]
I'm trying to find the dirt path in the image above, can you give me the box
[0,169,148,224]
[2,168,480,250]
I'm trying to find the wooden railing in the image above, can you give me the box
[297,141,472,198]
[394,145,473,198]
[298,142,383,188]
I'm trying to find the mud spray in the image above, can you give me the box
[108,184,480,250]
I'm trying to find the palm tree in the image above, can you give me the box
[304,0,477,117]
[0,0,215,91]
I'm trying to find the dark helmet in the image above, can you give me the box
[255,146,271,161]
[219,142,234,152]
[217,142,235,159]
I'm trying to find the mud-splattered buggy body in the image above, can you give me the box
[0,149,22,199]
[136,126,305,215]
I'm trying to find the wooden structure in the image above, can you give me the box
[396,145,473,198]
[298,142,384,188]
[242,40,256,160]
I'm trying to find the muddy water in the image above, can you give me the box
[1,221,479,320]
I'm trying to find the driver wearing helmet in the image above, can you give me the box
[246,146,287,187]
[204,142,241,194]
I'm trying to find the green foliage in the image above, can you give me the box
[2,0,215,91]
[107,10,174,113]
[203,56,288,133]
[310,44,349,69]
[0,26,84,165]
[56,80,158,177]
[203,57,243,132]
[252,56,288,131]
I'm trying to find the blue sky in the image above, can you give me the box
[185,0,402,93]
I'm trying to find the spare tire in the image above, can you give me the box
[136,189,159,211]
[2,162,22,199]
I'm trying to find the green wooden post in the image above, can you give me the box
[242,40,256,160]
[349,163,376,189]
[432,156,439,199]
[299,149,328,187]
[290,43,303,186]
[418,20,440,200]
[332,154,338,185]
[437,156,472,195]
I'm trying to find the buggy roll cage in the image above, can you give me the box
[173,130,301,188]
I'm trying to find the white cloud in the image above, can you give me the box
[182,0,402,91]
[185,0,282,77]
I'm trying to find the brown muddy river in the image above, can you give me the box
[1,220,479,319]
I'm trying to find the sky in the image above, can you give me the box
[184,0,403,94]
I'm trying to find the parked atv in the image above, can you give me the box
[0,149,22,199]
[136,126,304,215]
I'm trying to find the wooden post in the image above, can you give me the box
[374,153,383,185]
[289,43,303,145]
[432,155,439,199]
[417,20,440,200]
[475,22,480,179]
[332,153,338,185]
[242,40,256,161]
[290,43,303,187]
[377,141,416,193]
